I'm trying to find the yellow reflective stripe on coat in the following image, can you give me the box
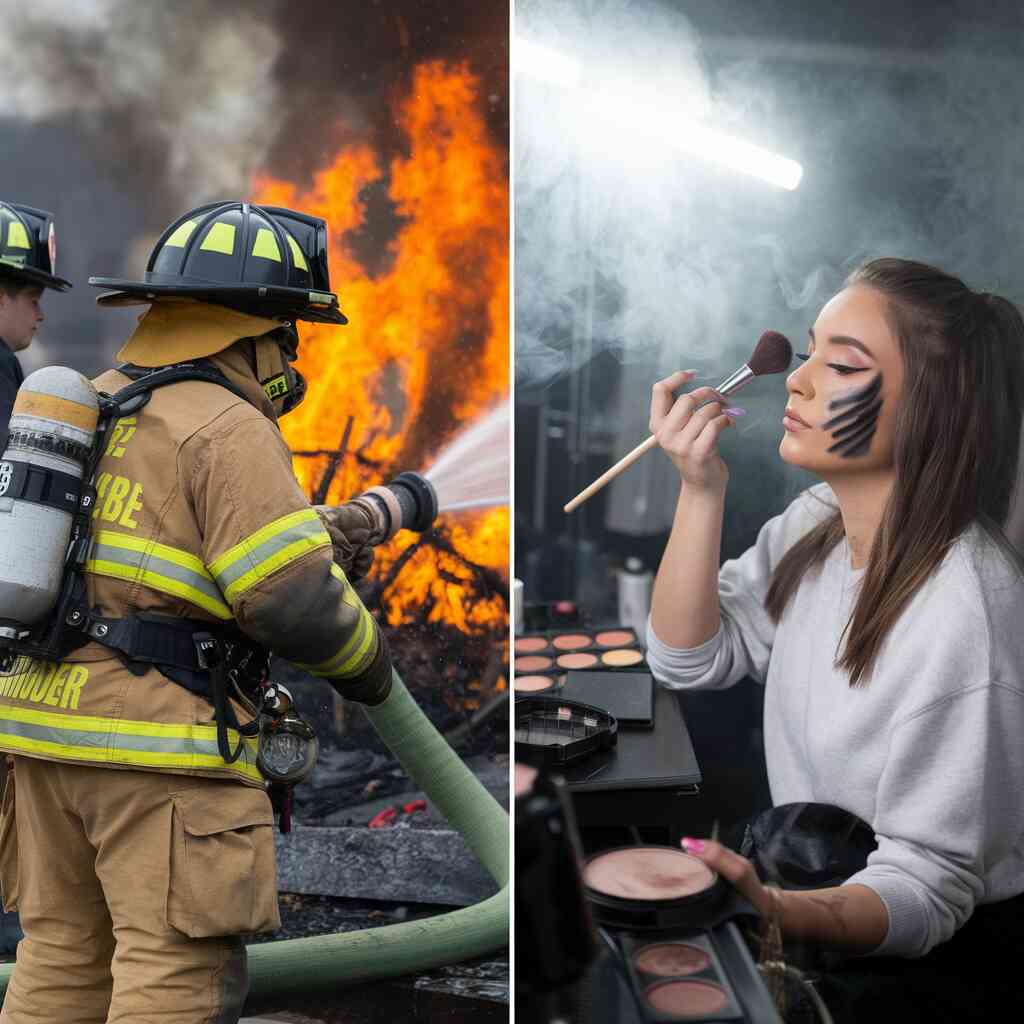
[296,601,378,680]
[0,704,261,783]
[209,508,331,604]
[86,530,232,620]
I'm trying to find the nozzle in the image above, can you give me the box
[351,471,439,543]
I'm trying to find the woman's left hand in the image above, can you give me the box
[681,837,772,916]
[681,836,890,953]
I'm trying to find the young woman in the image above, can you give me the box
[645,259,1024,1018]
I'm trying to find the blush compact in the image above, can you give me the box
[582,846,729,931]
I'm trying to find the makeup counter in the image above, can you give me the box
[515,602,784,1024]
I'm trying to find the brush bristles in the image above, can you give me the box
[748,330,792,376]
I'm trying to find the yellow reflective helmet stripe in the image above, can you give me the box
[6,221,30,249]
[209,509,330,605]
[86,530,232,620]
[252,228,282,262]
[0,703,262,783]
[199,222,236,256]
[164,219,198,248]
[285,232,308,271]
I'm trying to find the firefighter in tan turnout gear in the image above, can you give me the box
[0,201,391,1024]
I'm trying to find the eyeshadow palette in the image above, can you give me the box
[513,627,646,686]
[514,695,618,767]
[623,932,744,1021]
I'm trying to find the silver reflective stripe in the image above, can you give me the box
[89,536,230,615]
[0,715,250,761]
[212,516,327,594]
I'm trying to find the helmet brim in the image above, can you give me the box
[0,260,72,292]
[88,276,347,325]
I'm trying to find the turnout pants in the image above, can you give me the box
[0,756,280,1024]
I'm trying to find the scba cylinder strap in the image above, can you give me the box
[0,459,83,515]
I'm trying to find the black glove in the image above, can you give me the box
[315,501,377,581]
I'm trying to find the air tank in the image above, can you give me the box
[0,367,99,638]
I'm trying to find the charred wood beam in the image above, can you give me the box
[429,531,508,606]
[312,415,355,505]
[443,690,509,746]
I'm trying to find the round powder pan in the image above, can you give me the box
[513,674,557,693]
[515,695,618,767]
[582,846,727,931]
[556,652,599,670]
[516,654,555,672]
[600,648,644,668]
[515,636,550,655]
[644,978,731,1020]
[633,942,711,978]
[595,629,637,648]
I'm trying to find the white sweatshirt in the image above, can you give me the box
[646,484,1024,958]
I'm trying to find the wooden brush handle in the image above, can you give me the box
[563,434,659,513]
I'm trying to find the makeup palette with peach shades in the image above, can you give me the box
[513,626,647,683]
[623,932,747,1022]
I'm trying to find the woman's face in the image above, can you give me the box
[779,285,905,476]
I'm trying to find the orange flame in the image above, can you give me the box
[253,61,508,638]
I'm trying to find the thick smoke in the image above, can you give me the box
[0,0,507,376]
[514,0,1024,537]
[1,0,282,212]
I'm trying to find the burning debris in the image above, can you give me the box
[255,59,509,649]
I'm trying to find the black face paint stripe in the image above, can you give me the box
[825,373,883,458]
[829,399,883,440]
[827,419,877,455]
[824,373,881,415]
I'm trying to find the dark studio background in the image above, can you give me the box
[514,0,1024,834]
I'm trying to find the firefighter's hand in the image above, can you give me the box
[315,502,376,581]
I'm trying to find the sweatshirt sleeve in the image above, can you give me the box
[844,681,1024,958]
[647,485,833,691]
[185,407,391,700]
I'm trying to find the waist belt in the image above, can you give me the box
[66,609,265,765]
[75,610,218,675]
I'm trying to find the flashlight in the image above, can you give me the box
[256,683,319,785]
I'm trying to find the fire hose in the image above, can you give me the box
[0,668,509,1005]
[244,666,510,1005]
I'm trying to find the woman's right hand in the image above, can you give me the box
[650,371,735,494]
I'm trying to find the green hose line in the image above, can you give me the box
[0,668,509,1003]
[244,668,510,1001]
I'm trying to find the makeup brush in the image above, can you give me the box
[563,330,792,514]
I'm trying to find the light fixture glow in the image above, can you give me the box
[514,38,583,89]
[514,36,803,191]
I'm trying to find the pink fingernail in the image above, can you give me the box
[724,406,746,417]
[681,837,706,853]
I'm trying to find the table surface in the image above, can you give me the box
[559,684,702,793]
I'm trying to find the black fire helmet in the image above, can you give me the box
[89,200,347,325]
[0,202,72,291]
